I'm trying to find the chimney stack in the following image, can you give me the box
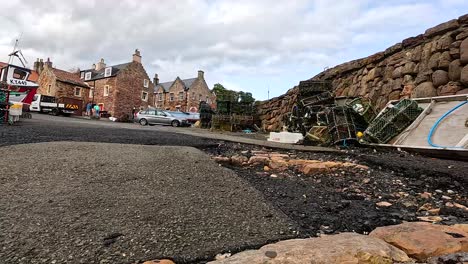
[153,73,159,85]
[133,49,141,63]
[33,58,45,74]
[95,58,106,71]
[198,70,204,79]
[44,58,53,69]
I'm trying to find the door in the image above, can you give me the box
[146,109,157,124]
[155,110,170,124]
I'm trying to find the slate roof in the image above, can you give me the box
[53,68,89,88]
[154,77,198,93]
[80,62,132,81]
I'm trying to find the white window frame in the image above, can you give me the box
[143,79,149,88]
[158,93,163,101]
[89,88,94,98]
[169,93,174,102]
[85,72,92,80]
[178,91,184,101]
[104,85,110,96]
[74,87,82,97]
[141,91,148,102]
[80,72,85,79]
[104,67,112,77]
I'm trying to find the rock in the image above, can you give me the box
[424,19,459,38]
[370,222,468,261]
[392,67,403,79]
[420,192,433,199]
[207,233,410,264]
[263,166,270,171]
[457,88,468,94]
[453,202,468,211]
[438,51,451,69]
[376,201,392,207]
[415,70,433,85]
[215,253,232,260]
[412,82,437,98]
[456,29,468,40]
[428,208,441,215]
[248,156,270,165]
[438,81,462,96]
[300,163,329,175]
[402,61,418,75]
[419,203,433,211]
[432,70,449,87]
[428,52,441,70]
[270,174,278,178]
[448,59,461,81]
[442,195,452,200]
[427,252,468,264]
[143,260,176,264]
[230,155,248,166]
[417,216,443,222]
[461,38,468,64]
[402,34,425,48]
[214,156,231,163]
[435,34,453,51]
[460,65,468,85]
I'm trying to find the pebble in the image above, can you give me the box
[270,174,278,178]
[420,192,432,199]
[215,253,232,260]
[376,201,392,207]
[447,190,455,194]
[441,195,452,200]
[264,166,270,171]
[435,189,443,194]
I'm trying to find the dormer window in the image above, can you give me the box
[80,72,85,79]
[143,79,149,88]
[85,72,92,80]
[104,67,112,77]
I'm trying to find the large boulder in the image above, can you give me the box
[402,61,418,75]
[208,233,410,264]
[411,82,437,98]
[438,81,463,96]
[449,59,462,81]
[428,52,441,70]
[424,19,459,38]
[438,51,452,69]
[435,34,453,51]
[461,38,468,64]
[461,65,468,85]
[457,88,468,94]
[432,70,449,87]
[370,222,468,262]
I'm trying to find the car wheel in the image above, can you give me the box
[51,109,59,116]
[171,120,180,127]
[139,118,148,126]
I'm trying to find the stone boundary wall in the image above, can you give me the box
[257,14,468,132]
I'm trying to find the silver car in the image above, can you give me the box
[136,109,189,127]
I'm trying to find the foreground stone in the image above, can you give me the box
[370,222,468,261]
[143,260,176,264]
[207,233,410,264]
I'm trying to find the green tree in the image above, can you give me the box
[212,83,226,95]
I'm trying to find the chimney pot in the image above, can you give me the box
[132,49,142,63]
[153,73,159,85]
[198,70,204,79]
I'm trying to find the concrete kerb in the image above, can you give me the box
[169,128,342,153]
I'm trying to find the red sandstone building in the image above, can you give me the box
[80,49,154,120]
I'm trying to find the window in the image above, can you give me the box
[147,109,156,115]
[158,93,163,101]
[141,91,148,101]
[206,96,210,104]
[169,93,174,101]
[74,87,82,97]
[104,67,112,77]
[178,91,184,101]
[47,84,51,94]
[80,72,85,79]
[85,72,92,80]
[104,85,110,96]
[13,69,27,80]
[89,88,94,98]
[199,94,202,101]
[143,79,149,88]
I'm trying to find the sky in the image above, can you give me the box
[0,0,467,100]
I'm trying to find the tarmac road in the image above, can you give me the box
[0,142,297,264]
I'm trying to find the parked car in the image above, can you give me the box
[136,109,189,127]
[166,111,200,124]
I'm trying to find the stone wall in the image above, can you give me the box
[258,14,468,132]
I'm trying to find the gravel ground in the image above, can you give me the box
[203,142,468,237]
[0,142,296,264]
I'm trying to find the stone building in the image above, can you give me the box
[35,58,90,115]
[153,70,215,112]
[80,49,154,120]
